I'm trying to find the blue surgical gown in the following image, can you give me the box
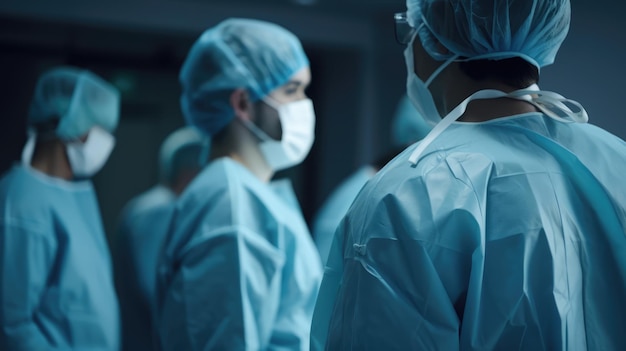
[311,113,626,350]
[312,166,375,265]
[157,157,323,350]
[115,185,175,351]
[0,165,120,351]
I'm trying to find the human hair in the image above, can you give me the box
[458,58,539,89]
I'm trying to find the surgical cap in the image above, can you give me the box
[180,18,309,136]
[28,66,120,139]
[406,0,571,68]
[391,94,431,147]
[159,127,207,185]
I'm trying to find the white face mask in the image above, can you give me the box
[404,33,457,127]
[244,98,316,172]
[66,126,116,178]
[403,34,588,166]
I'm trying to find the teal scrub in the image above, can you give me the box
[312,166,375,265]
[115,185,175,351]
[158,158,322,350]
[0,165,120,350]
[312,114,626,350]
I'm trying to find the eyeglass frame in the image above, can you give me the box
[394,12,415,45]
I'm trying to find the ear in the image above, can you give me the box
[230,88,254,122]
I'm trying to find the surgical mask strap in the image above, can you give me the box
[239,95,283,141]
[424,55,459,87]
[406,28,459,89]
[240,117,272,142]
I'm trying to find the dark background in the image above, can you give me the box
[1,0,624,242]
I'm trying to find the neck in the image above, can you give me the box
[210,120,274,183]
[169,170,200,197]
[439,66,539,122]
[30,140,73,180]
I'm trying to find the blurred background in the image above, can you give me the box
[1,0,625,244]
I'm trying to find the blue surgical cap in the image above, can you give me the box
[406,0,571,68]
[180,18,309,136]
[28,66,120,139]
[391,94,431,147]
[159,127,207,185]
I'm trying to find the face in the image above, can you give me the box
[254,67,312,140]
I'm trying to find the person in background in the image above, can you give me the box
[0,66,121,350]
[311,0,626,349]
[114,126,206,351]
[157,18,322,350]
[312,94,430,265]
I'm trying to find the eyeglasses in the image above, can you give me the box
[394,12,415,45]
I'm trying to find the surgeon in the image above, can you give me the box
[157,18,323,350]
[311,0,626,349]
[0,67,120,350]
[312,94,430,265]
[114,126,206,351]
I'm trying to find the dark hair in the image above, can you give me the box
[458,57,539,89]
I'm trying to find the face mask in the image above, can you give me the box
[244,98,316,172]
[66,126,116,178]
[404,33,458,127]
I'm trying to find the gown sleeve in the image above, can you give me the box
[313,156,483,350]
[0,221,59,350]
[158,225,286,351]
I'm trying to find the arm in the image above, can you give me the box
[269,233,323,351]
[113,216,155,351]
[325,238,466,350]
[310,222,344,351]
[158,226,286,351]
[319,157,482,350]
[0,222,58,350]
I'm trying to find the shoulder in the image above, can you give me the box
[0,167,59,240]
[0,167,52,222]
[343,147,489,250]
[168,158,305,250]
[182,158,283,211]
[173,158,279,232]
[121,186,174,220]
[570,122,626,153]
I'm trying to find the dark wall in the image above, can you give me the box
[0,16,392,240]
[1,0,623,242]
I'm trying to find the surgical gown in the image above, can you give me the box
[311,113,626,350]
[115,185,175,351]
[158,157,323,351]
[0,165,120,351]
[312,166,375,265]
